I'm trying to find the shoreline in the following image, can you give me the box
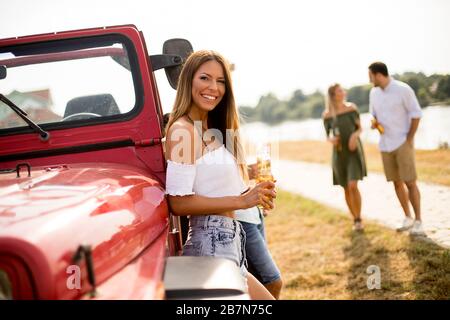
[271,140,450,187]
[241,105,450,151]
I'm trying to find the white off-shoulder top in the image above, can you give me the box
[166,144,247,197]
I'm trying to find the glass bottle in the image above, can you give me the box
[256,143,273,183]
[256,143,274,211]
[333,126,342,152]
[371,118,385,134]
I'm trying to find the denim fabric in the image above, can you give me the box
[182,215,248,278]
[241,218,281,284]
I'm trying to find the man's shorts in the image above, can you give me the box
[381,141,417,182]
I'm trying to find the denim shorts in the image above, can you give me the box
[240,218,281,284]
[182,215,248,278]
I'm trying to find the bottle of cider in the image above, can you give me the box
[371,118,385,134]
[256,143,273,183]
[333,126,342,152]
[256,143,274,211]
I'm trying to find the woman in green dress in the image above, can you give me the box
[323,83,367,231]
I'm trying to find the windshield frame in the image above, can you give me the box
[0,33,144,137]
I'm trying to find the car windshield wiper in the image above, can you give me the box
[0,93,50,141]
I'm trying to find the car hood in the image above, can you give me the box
[0,163,168,299]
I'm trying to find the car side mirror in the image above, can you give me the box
[0,65,6,80]
[150,39,193,90]
[162,39,193,89]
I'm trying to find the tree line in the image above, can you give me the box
[239,72,450,125]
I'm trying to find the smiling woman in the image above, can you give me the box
[192,60,226,110]
[164,50,276,300]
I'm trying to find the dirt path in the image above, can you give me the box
[273,160,450,248]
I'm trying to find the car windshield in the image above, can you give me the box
[0,35,138,131]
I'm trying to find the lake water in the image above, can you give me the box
[241,106,450,150]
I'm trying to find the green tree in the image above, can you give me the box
[346,85,370,112]
[435,75,450,101]
[417,87,431,108]
[258,93,277,122]
[239,105,257,122]
[238,71,449,125]
[304,91,325,119]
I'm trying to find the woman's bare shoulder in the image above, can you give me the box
[165,118,194,164]
[346,102,359,111]
[322,110,332,119]
[165,117,195,158]
[167,117,194,135]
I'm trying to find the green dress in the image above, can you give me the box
[323,110,367,187]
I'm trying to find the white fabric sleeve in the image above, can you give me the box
[403,86,423,119]
[369,89,376,118]
[165,160,196,196]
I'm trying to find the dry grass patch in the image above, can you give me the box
[265,190,450,299]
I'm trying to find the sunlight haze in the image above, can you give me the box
[1,0,449,112]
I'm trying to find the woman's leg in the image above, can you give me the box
[247,272,275,300]
[344,186,357,219]
[263,279,283,299]
[347,180,361,220]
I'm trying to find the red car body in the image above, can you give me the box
[0,25,176,299]
[0,25,248,300]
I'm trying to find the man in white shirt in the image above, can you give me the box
[368,62,424,235]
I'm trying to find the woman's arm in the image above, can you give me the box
[168,181,276,216]
[353,119,362,136]
[322,112,331,137]
[169,194,242,216]
[323,114,339,146]
[349,104,362,151]
[165,120,275,216]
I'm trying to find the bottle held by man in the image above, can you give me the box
[371,118,385,134]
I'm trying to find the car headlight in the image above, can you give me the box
[0,270,12,300]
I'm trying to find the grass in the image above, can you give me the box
[265,190,450,299]
[276,140,450,186]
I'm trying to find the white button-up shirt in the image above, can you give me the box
[369,78,422,152]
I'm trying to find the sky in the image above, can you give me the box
[1,0,449,113]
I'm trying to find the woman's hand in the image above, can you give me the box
[348,132,358,151]
[240,181,276,210]
[327,136,340,147]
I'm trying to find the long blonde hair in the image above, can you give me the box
[325,83,341,119]
[166,50,248,181]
